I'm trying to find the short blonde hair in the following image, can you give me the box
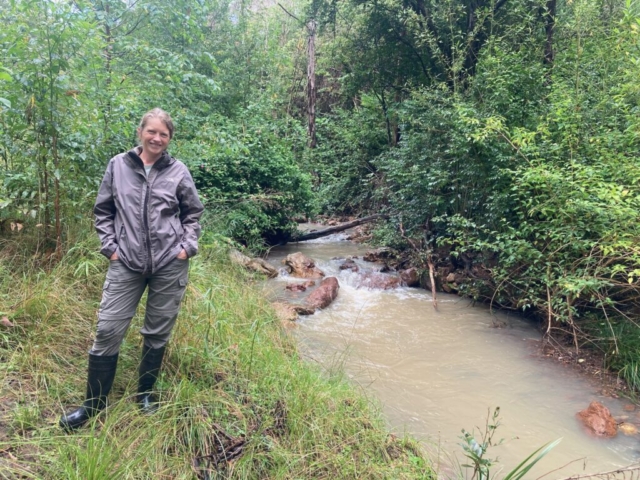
[138,108,175,139]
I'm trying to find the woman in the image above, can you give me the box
[60,108,204,431]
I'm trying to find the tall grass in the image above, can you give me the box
[0,226,434,479]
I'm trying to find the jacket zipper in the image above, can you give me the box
[143,177,153,274]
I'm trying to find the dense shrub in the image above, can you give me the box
[305,98,389,215]
[175,112,313,248]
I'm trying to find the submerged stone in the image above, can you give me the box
[576,401,617,437]
[618,423,638,436]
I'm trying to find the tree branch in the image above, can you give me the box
[277,3,304,27]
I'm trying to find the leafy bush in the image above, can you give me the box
[305,98,389,215]
[446,69,640,358]
[372,88,513,239]
[175,111,313,248]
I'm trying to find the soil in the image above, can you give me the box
[537,335,631,400]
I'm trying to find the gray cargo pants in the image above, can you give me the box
[90,257,190,356]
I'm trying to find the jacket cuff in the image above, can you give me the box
[100,243,117,259]
[182,242,197,258]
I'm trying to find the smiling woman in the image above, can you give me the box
[137,109,173,163]
[59,108,205,431]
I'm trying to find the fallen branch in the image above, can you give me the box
[191,423,249,479]
[291,214,387,242]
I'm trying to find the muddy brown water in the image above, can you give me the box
[266,233,640,478]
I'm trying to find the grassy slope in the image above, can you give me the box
[0,228,434,479]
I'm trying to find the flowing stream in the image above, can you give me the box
[266,232,640,478]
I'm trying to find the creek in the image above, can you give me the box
[266,232,640,478]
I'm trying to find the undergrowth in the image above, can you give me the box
[0,226,434,479]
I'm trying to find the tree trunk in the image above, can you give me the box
[53,134,62,257]
[543,0,556,86]
[461,0,508,85]
[292,215,387,242]
[379,89,392,145]
[103,3,113,143]
[544,0,557,67]
[40,140,50,246]
[306,19,317,148]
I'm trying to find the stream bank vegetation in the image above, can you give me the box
[0,228,434,478]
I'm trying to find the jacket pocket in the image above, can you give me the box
[117,224,126,253]
[116,224,132,263]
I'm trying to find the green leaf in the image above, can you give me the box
[502,438,562,480]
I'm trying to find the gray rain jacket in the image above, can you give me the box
[94,147,204,274]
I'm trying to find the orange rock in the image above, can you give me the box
[282,252,325,278]
[399,268,419,287]
[304,277,340,312]
[363,248,392,263]
[355,272,401,290]
[339,258,359,272]
[285,283,308,292]
[576,401,617,437]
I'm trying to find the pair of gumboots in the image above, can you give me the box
[60,345,166,431]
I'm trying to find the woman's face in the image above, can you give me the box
[137,118,171,158]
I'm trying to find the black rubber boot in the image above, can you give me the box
[59,353,119,432]
[137,344,166,414]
